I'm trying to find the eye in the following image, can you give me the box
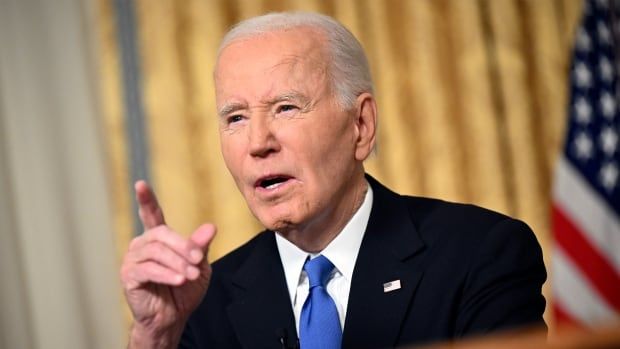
[227,114,244,124]
[276,104,298,114]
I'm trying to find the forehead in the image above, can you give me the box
[214,28,329,102]
[217,26,327,70]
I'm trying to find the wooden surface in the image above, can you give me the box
[418,323,620,348]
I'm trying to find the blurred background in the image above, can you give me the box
[2,0,618,348]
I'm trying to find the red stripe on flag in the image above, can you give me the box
[552,204,620,312]
[553,302,582,328]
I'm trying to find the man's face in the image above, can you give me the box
[215,28,364,234]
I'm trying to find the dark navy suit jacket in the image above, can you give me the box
[180,176,546,348]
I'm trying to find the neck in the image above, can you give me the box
[282,171,368,253]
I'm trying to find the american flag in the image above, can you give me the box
[552,0,620,327]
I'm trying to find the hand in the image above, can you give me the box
[120,180,216,348]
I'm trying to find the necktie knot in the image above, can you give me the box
[304,255,334,288]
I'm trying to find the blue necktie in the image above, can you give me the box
[299,255,342,349]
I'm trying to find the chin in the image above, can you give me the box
[257,215,295,233]
[253,208,298,233]
[247,195,314,232]
[267,220,295,233]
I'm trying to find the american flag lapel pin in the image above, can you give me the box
[383,279,401,293]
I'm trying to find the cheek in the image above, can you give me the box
[220,138,243,176]
[310,125,356,162]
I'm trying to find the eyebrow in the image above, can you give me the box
[264,91,308,105]
[218,91,310,118]
[218,102,247,118]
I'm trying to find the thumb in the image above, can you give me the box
[190,223,217,270]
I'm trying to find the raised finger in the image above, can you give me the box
[135,180,165,229]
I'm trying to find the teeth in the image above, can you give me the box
[265,182,283,189]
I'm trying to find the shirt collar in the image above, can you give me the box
[275,183,374,302]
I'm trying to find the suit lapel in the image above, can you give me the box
[226,232,297,349]
[343,176,425,348]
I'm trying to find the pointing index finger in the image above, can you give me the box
[135,180,166,230]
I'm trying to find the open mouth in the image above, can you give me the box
[255,175,293,190]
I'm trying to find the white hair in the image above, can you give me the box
[216,12,374,110]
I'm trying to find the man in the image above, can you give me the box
[121,12,546,349]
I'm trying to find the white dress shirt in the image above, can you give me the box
[275,184,373,334]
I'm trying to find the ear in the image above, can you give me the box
[353,92,378,161]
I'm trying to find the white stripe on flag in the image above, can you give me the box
[553,247,618,326]
[553,157,620,274]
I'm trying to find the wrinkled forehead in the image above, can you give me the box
[214,28,332,104]
[214,27,330,82]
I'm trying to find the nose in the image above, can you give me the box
[248,116,280,158]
